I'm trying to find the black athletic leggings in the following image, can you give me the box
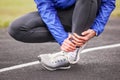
[8,0,100,43]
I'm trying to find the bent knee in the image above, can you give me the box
[8,21,18,37]
[8,20,25,42]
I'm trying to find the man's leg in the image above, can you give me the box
[8,11,54,43]
[57,0,101,64]
[57,0,101,35]
[8,11,73,71]
[72,0,99,35]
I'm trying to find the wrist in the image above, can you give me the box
[90,29,97,37]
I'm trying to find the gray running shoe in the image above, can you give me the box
[38,51,71,71]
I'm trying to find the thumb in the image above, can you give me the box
[68,33,72,39]
[81,30,89,36]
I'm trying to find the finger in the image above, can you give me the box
[61,41,75,51]
[65,39,76,48]
[72,40,85,47]
[75,42,84,47]
[71,34,87,44]
[73,33,87,41]
[68,34,72,38]
[81,30,89,36]
[72,39,86,45]
[61,46,75,52]
[63,40,76,50]
[72,35,86,43]
[61,46,69,52]
[61,46,68,52]
[61,44,75,52]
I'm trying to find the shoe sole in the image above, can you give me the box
[41,62,71,71]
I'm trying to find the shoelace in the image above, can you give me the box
[51,51,68,63]
[51,57,67,64]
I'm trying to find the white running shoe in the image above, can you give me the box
[38,51,71,71]
[67,48,80,64]
[67,44,86,64]
[38,44,86,70]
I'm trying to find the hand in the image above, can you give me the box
[61,34,76,52]
[61,29,96,52]
[71,33,87,47]
[81,29,96,40]
[72,29,96,47]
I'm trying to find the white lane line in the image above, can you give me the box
[0,61,40,73]
[0,43,120,73]
[81,43,120,54]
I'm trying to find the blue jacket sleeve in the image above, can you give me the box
[91,0,116,36]
[34,0,68,45]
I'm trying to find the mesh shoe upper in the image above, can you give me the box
[38,51,71,70]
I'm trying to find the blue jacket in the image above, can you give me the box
[34,0,115,45]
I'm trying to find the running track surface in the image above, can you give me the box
[0,18,120,80]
